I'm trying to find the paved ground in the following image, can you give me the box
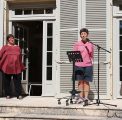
[0,96,122,120]
[0,96,121,109]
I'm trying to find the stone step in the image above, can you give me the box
[0,106,117,116]
[0,105,122,118]
[0,97,121,119]
[0,113,120,120]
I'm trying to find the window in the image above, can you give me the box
[119,21,122,81]
[46,23,53,81]
[33,8,44,14]
[24,9,32,15]
[14,8,54,15]
[15,9,22,15]
[45,8,53,14]
[119,5,122,10]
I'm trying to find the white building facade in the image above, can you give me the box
[0,0,121,100]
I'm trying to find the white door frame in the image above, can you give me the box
[12,23,29,94]
[9,7,56,96]
[42,20,55,96]
[113,18,122,99]
[0,0,4,47]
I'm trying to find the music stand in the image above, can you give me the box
[58,51,83,106]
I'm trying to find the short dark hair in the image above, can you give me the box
[80,28,89,35]
[7,34,14,41]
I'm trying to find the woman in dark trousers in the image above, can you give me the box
[0,34,25,99]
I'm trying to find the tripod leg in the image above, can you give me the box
[58,99,61,105]
[96,99,100,106]
[70,98,73,104]
[66,99,69,106]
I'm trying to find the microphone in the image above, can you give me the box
[14,38,19,41]
[82,37,90,42]
[86,38,90,42]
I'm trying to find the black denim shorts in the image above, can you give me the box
[74,66,93,82]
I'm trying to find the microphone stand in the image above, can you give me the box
[84,41,117,107]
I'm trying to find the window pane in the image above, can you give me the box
[24,30,27,49]
[24,9,31,15]
[120,21,122,35]
[119,5,122,10]
[120,36,122,50]
[120,51,122,65]
[46,67,52,80]
[47,38,52,51]
[19,27,24,40]
[120,67,122,81]
[14,26,24,46]
[47,52,52,65]
[23,69,26,80]
[47,23,52,36]
[14,26,19,38]
[15,9,22,15]
[45,8,53,14]
[33,9,44,14]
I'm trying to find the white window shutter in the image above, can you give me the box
[60,0,79,93]
[60,0,108,99]
[86,0,108,98]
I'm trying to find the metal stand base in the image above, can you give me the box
[58,90,80,106]
[83,99,117,107]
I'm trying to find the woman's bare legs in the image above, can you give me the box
[78,80,84,98]
[84,81,90,99]
[78,80,90,99]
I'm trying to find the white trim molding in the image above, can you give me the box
[0,0,4,47]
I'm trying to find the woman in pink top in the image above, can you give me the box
[73,28,94,104]
[0,34,25,99]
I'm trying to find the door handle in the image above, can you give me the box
[103,61,110,64]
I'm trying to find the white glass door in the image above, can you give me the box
[42,21,55,96]
[113,19,122,98]
[12,23,29,94]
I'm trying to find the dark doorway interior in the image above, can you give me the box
[13,21,43,96]
[28,21,43,96]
